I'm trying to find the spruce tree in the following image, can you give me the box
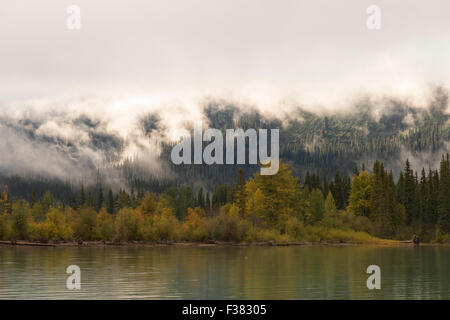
[400,159,416,224]
[205,192,211,213]
[79,185,86,207]
[197,187,205,209]
[438,154,450,233]
[96,187,104,212]
[107,189,114,214]
[235,168,246,215]
[369,161,390,236]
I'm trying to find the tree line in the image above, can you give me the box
[0,154,449,244]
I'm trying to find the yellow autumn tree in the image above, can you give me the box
[96,208,115,241]
[245,161,303,226]
[347,171,373,217]
[181,207,209,241]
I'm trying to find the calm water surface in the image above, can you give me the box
[0,245,448,299]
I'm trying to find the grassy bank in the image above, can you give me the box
[0,230,410,247]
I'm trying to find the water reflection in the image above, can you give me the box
[0,246,448,299]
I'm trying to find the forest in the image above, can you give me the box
[0,154,448,244]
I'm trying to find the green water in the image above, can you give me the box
[0,245,448,299]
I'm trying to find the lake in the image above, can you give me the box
[0,245,448,299]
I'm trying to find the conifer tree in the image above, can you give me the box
[235,168,246,215]
[205,192,211,213]
[79,185,86,207]
[438,154,450,233]
[96,187,104,212]
[309,189,325,223]
[399,159,416,224]
[107,189,114,214]
[197,187,205,209]
[31,188,37,206]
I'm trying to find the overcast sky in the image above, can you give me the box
[1,0,450,107]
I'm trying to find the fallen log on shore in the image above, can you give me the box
[0,240,56,247]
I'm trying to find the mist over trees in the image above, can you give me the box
[1,88,449,198]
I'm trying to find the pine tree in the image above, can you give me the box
[205,192,211,213]
[304,171,311,191]
[309,189,325,223]
[31,188,37,206]
[107,189,114,214]
[79,185,86,207]
[387,170,405,235]
[235,168,246,215]
[332,171,345,210]
[87,192,95,208]
[114,193,120,213]
[438,154,450,234]
[175,187,195,219]
[322,171,329,199]
[430,169,440,226]
[419,169,427,226]
[353,164,360,177]
[342,174,351,208]
[369,161,390,236]
[96,187,104,212]
[399,159,416,224]
[197,187,205,209]
[69,194,78,210]
[130,185,136,208]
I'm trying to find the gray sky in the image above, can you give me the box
[1,0,449,181]
[1,0,450,106]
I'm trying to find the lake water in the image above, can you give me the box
[0,245,448,299]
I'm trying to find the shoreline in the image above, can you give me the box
[0,240,447,248]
